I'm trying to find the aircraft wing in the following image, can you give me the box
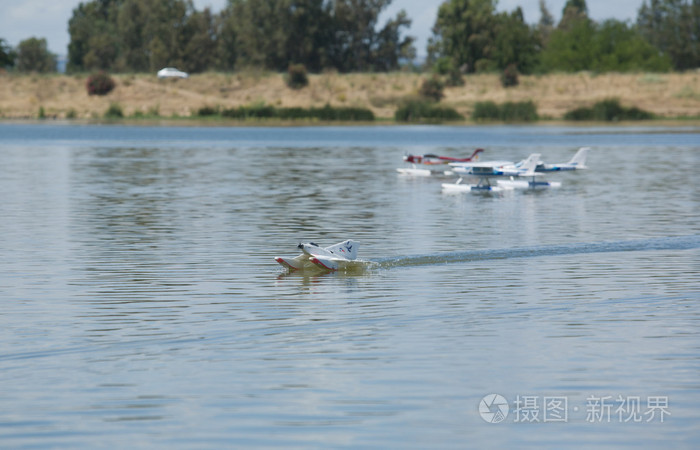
[275,254,310,271]
[450,160,513,168]
[453,162,517,177]
[456,154,540,177]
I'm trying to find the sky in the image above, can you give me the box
[0,0,647,57]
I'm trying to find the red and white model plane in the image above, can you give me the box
[397,148,484,176]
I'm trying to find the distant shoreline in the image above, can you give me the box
[3,119,700,130]
[1,72,699,123]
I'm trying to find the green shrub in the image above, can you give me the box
[435,58,465,87]
[218,104,374,121]
[221,105,274,118]
[86,71,115,96]
[66,108,77,119]
[592,98,625,121]
[104,102,123,118]
[564,98,653,121]
[395,100,463,122]
[623,106,654,120]
[563,106,593,121]
[472,101,501,121]
[303,105,374,121]
[445,69,465,87]
[500,64,519,88]
[38,106,46,119]
[419,76,445,102]
[197,105,219,116]
[286,63,309,89]
[472,100,538,122]
[500,101,538,122]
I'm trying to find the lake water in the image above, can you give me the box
[0,123,698,448]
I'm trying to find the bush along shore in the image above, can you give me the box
[99,97,656,124]
[1,72,698,123]
[198,104,374,121]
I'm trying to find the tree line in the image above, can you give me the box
[1,0,698,74]
[64,0,414,73]
[428,0,697,75]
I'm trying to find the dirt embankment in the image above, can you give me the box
[1,71,699,120]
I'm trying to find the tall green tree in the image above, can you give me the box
[540,18,671,72]
[371,10,416,71]
[181,8,217,73]
[16,37,57,72]
[68,0,218,73]
[428,0,538,73]
[538,0,555,45]
[559,0,589,30]
[326,0,414,72]
[115,0,149,71]
[284,0,334,71]
[592,19,671,71]
[215,3,238,70]
[563,0,588,14]
[492,7,540,74]
[220,0,413,72]
[67,0,120,72]
[428,0,498,73]
[224,0,290,70]
[539,15,595,71]
[0,38,17,69]
[637,0,699,70]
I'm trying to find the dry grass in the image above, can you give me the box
[1,71,699,120]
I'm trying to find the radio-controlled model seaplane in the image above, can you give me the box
[533,147,589,172]
[442,153,557,192]
[442,147,589,193]
[275,240,360,272]
[397,148,484,176]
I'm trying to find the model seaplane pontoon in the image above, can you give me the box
[275,240,359,272]
[397,148,484,176]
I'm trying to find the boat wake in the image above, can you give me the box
[374,235,700,270]
[279,235,699,276]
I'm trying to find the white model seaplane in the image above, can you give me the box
[442,153,558,192]
[275,240,359,272]
[397,148,484,176]
[534,147,589,172]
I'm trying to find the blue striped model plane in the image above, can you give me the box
[442,153,545,193]
[441,148,589,193]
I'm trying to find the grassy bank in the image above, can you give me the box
[1,71,699,122]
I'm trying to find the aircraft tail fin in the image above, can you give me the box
[519,153,541,176]
[568,147,589,168]
[325,240,359,260]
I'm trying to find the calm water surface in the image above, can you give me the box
[0,124,698,448]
